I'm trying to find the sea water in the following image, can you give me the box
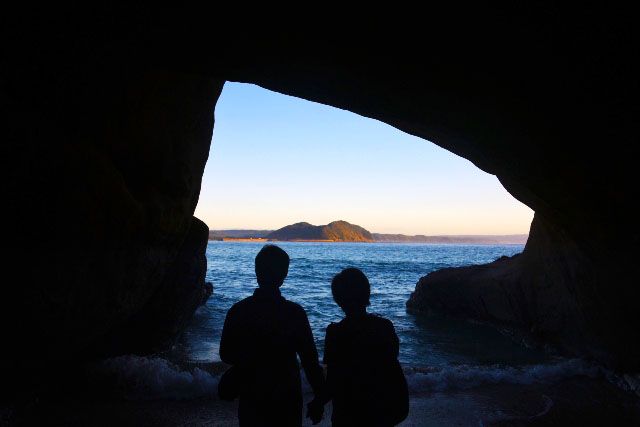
[100,241,610,417]
[170,241,543,367]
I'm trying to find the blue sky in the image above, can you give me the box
[194,83,533,235]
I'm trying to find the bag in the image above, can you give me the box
[218,366,241,401]
[387,360,409,425]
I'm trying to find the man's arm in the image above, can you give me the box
[219,304,240,365]
[296,307,327,424]
[386,318,400,359]
[295,306,326,397]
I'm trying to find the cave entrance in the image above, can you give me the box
[177,82,535,368]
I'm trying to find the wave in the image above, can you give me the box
[98,356,604,401]
[403,358,600,393]
[98,356,218,400]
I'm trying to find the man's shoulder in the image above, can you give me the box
[281,299,307,315]
[368,313,394,326]
[227,295,308,319]
[368,313,390,322]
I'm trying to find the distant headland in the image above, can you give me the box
[209,220,528,244]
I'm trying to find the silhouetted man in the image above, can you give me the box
[219,245,326,426]
[314,268,409,426]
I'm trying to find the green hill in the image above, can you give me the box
[267,220,374,242]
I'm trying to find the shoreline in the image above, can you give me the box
[3,373,637,426]
[3,353,637,425]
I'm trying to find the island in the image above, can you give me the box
[267,220,374,242]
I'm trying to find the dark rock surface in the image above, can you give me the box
[92,217,211,356]
[408,215,593,358]
[3,62,223,370]
[407,213,634,370]
[202,282,214,306]
[4,9,639,377]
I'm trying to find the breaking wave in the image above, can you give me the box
[98,355,218,400]
[98,355,605,401]
[404,358,600,393]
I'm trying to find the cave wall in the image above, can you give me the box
[3,56,224,364]
[4,10,638,372]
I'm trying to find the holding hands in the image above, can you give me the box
[306,397,325,424]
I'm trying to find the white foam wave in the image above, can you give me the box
[98,355,218,400]
[405,358,600,393]
[97,356,604,401]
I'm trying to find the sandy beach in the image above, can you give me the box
[3,374,638,426]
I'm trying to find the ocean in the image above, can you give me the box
[170,241,540,367]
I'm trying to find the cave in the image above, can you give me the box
[4,9,638,405]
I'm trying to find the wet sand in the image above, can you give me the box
[3,376,638,426]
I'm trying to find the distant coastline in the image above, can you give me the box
[209,220,528,245]
[220,237,268,242]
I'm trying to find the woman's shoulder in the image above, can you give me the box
[326,320,342,333]
[325,318,350,338]
[324,321,343,345]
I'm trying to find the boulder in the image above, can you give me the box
[407,214,630,369]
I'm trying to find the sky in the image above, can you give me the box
[194,83,534,235]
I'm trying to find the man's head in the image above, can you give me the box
[255,244,290,288]
[331,267,370,312]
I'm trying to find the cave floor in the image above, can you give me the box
[2,377,638,426]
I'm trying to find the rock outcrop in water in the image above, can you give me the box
[4,10,639,378]
[407,215,594,357]
[407,214,624,368]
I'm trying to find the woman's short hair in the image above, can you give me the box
[331,267,370,310]
[255,244,290,287]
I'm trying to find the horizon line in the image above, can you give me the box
[208,228,529,237]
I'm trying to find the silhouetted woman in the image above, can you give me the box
[314,268,409,426]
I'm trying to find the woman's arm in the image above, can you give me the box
[319,323,336,404]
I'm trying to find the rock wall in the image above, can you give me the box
[92,217,212,357]
[407,214,610,365]
[407,215,639,370]
[3,58,224,366]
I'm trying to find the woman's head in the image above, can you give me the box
[331,267,370,313]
